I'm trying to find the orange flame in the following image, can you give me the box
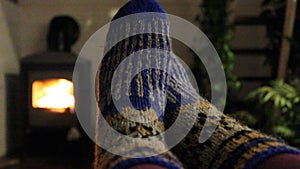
[32,79,74,113]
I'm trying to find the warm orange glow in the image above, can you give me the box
[32,79,74,113]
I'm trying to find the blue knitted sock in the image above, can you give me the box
[95,0,183,169]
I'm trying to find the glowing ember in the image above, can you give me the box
[32,78,75,113]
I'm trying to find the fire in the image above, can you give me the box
[32,78,75,113]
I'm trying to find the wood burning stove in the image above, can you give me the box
[19,52,91,156]
[21,52,78,129]
[16,16,93,158]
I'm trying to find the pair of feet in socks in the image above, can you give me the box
[94,0,300,169]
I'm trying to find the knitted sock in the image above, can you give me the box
[95,0,183,169]
[164,57,300,169]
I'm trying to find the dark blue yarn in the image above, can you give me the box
[112,0,166,21]
[219,137,276,169]
[112,156,181,169]
[127,35,134,56]
[151,33,157,48]
[129,69,167,121]
[157,22,166,90]
[245,146,300,169]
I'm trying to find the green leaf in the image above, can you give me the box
[280,98,286,107]
[286,101,292,109]
[294,97,300,103]
[263,92,274,102]
[274,95,281,108]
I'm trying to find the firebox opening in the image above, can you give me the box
[32,78,75,113]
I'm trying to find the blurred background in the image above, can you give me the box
[0,0,299,168]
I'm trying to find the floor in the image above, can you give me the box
[1,138,94,169]
[0,156,93,169]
